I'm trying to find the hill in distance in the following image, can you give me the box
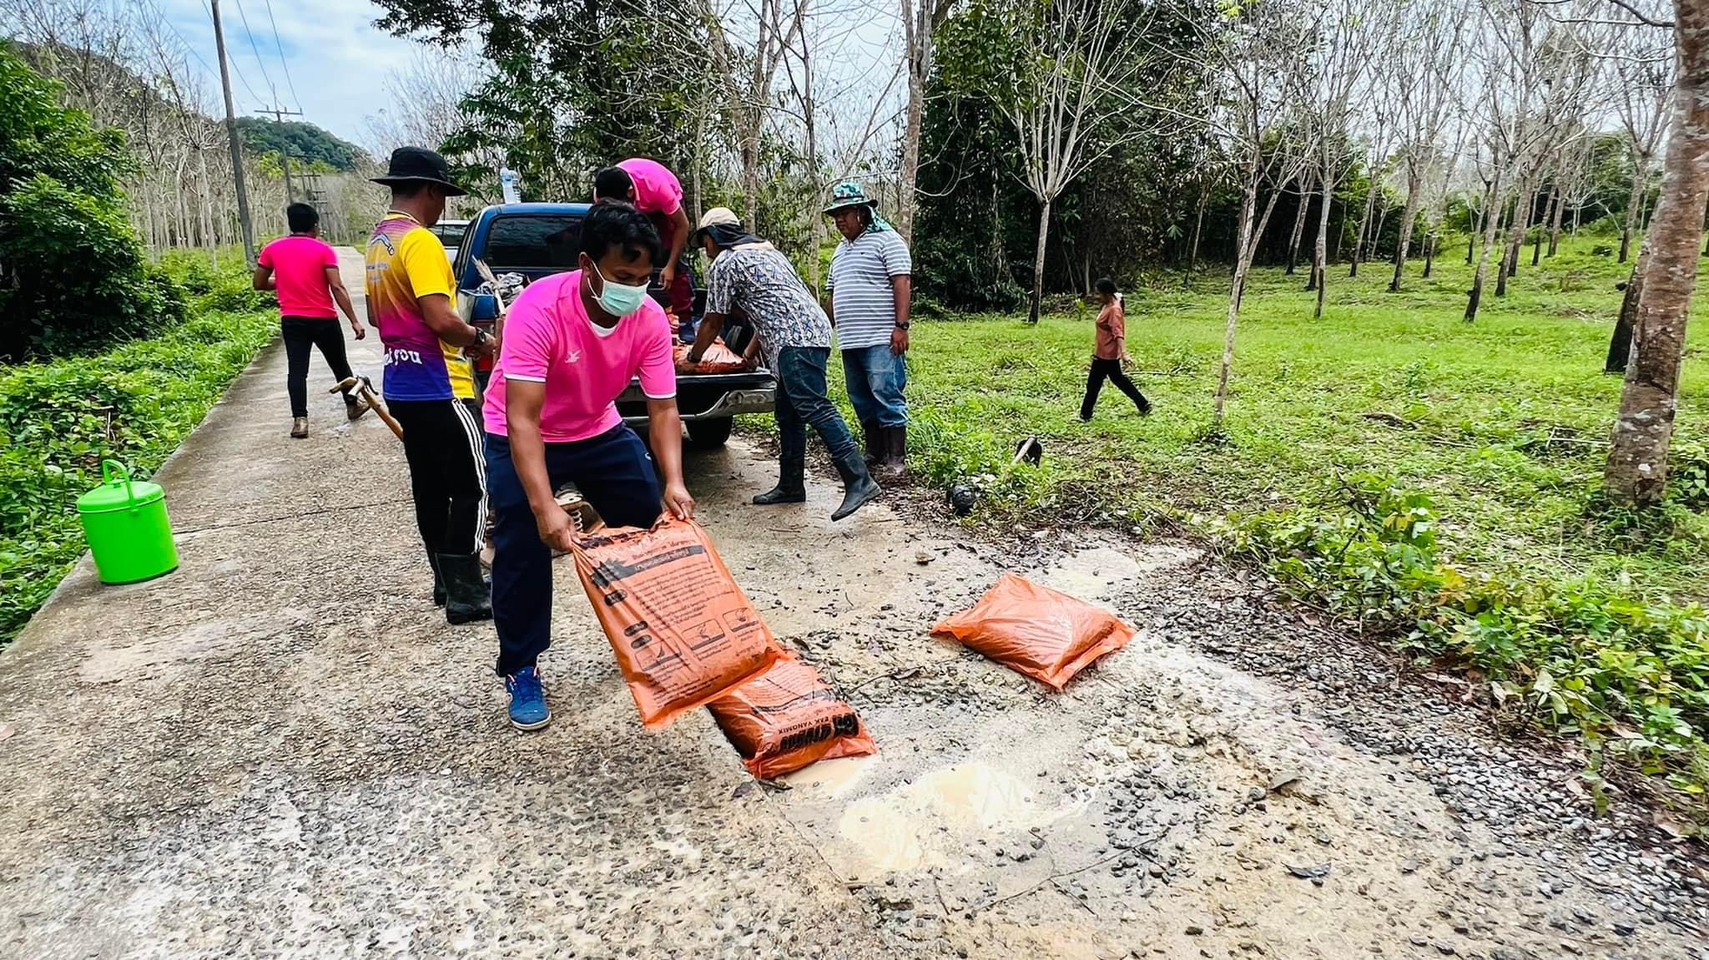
[236,117,369,172]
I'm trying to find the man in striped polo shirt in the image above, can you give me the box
[823,182,912,477]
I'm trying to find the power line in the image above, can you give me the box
[260,0,302,113]
[230,0,280,102]
[198,0,264,105]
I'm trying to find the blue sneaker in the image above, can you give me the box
[505,666,551,731]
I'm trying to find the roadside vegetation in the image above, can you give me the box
[0,260,276,644]
[900,234,1709,814]
[0,48,278,644]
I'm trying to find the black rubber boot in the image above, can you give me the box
[879,425,908,479]
[831,449,882,521]
[753,457,807,505]
[436,552,493,625]
[427,552,446,607]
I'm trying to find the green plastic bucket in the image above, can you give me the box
[76,460,179,585]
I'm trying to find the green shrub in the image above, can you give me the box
[0,309,277,642]
[0,44,189,360]
[1669,439,1709,512]
[158,251,276,314]
[1215,475,1709,816]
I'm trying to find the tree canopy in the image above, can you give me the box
[0,43,183,361]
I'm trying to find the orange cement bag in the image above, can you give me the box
[707,658,878,779]
[931,573,1135,690]
[673,340,747,374]
[570,517,787,729]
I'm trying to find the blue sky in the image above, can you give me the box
[159,0,424,148]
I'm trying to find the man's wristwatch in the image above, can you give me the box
[895,322,911,331]
[471,328,491,350]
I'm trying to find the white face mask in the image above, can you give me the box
[588,261,648,317]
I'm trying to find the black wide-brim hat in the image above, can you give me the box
[371,146,466,197]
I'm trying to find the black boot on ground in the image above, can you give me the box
[436,552,493,625]
[427,552,446,606]
[753,457,807,505]
[831,448,882,521]
[879,425,908,479]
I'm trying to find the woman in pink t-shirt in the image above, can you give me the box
[253,203,368,438]
[480,201,696,731]
[593,159,694,329]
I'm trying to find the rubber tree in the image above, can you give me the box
[1388,0,1467,293]
[1605,0,1709,506]
[1156,0,1313,422]
[1300,0,1385,318]
[898,0,960,243]
[993,0,1166,325]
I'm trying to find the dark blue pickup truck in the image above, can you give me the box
[453,202,775,448]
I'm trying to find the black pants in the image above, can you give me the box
[281,317,354,418]
[390,398,488,557]
[1080,357,1148,419]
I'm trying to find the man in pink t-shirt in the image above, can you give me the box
[593,159,694,330]
[481,201,695,731]
[253,203,368,439]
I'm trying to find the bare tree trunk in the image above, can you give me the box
[1313,174,1333,318]
[1467,168,1506,322]
[1216,183,1259,425]
[1390,168,1424,293]
[1185,183,1207,285]
[1496,200,1513,297]
[1620,155,1646,263]
[1286,180,1310,275]
[1533,190,1549,267]
[1605,6,1709,506]
[1468,179,1493,265]
[1368,200,1391,271]
[1423,232,1436,278]
[1351,176,1378,277]
[1549,184,1567,256]
[1028,196,1052,325]
[740,134,761,228]
[1506,182,1533,281]
[899,24,925,243]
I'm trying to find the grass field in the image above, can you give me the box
[906,234,1708,602]
[894,234,1709,802]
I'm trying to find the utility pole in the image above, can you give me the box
[256,105,304,202]
[211,0,256,264]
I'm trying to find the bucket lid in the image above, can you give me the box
[76,460,165,513]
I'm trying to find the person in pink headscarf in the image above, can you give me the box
[593,159,694,334]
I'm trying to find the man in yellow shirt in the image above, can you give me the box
[366,147,498,624]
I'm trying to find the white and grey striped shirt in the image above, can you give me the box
[826,229,911,350]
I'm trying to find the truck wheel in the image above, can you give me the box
[686,417,733,449]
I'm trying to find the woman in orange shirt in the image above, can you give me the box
[1080,277,1151,421]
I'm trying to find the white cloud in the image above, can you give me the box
[159,0,427,146]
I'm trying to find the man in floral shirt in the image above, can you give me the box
[685,208,881,521]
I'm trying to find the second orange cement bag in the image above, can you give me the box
[931,573,1135,690]
[570,517,787,729]
[707,658,878,779]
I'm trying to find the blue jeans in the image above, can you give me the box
[486,426,662,676]
[775,347,860,465]
[842,344,908,428]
